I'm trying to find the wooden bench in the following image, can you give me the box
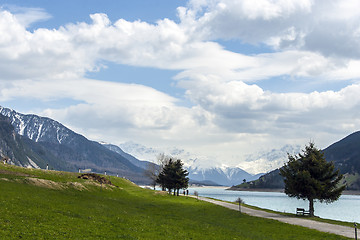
[296,208,310,216]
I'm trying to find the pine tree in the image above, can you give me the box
[279,142,345,216]
[156,158,189,195]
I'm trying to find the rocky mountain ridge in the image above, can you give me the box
[0,114,61,169]
[1,106,300,186]
[0,106,147,183]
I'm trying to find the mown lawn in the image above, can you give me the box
[0,165,351,239]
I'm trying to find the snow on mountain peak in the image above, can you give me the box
[0,106,76,145]
[238,144,302,174]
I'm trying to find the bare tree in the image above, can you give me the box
[143,153,170,190]
[144,162,159,190]
[156,153,170,191]
[157,153,170,170]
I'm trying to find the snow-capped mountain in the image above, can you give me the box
[0,113,43,168]
[0,106,147,183]
[119,141,160,162]
[187,166,262,186]
[118,141,262,186]
[241,144,302,174]
[118,141,303,186]
[0,105,301,186]
[0,106,74,145]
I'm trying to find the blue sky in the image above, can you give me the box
[1,0,360,173]
[2,0,181,27]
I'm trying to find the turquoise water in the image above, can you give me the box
[188,187,360,223]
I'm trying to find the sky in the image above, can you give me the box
[1,0,360,174]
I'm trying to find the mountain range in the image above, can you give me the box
[242,144,301,174]
[0,106,264,185]
[187,166,262,186]
[2,106,314,186]
[4,106,358,188]
[118,141,265,186]
[0,106,147,183]
[232,132,360,190]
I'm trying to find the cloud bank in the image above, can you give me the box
[1,0,360,173]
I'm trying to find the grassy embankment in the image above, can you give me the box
[0,164,351,239]
[208,197,356,228]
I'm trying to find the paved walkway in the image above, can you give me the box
[195,196,355,238]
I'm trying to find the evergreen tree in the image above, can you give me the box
[280,142,345,216]
[173,159,189,195]
[156,158,189,195]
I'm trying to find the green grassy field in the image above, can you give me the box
[0,164,351,239]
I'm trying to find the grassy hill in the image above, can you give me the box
[0,164,348,240]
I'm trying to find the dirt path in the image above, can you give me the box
[195,196,355,238]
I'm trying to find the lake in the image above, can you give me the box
[187,187,360,223]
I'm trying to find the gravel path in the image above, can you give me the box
[195,196,355,238]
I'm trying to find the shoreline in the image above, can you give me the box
[141,185,360,195]
[226,187,360,195]
[195,196,355,238]
[226,187,284,193]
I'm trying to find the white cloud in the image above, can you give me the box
[1,78,179,127]
[1,6,358,84]
[180,0,313,43]
[0,78,216,147]
[1,0,360,173]
[182,0,360,59]
[1,5,51,27]
[181,75,360,138]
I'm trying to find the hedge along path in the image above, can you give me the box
[192,196,354,239]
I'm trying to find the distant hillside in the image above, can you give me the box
[0,106,147,183]
[189,179,221,186]
[231,131,360,190]
[102,143,154,170]
[324,131,360,174]
[228,168,284,190]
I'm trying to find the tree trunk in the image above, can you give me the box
[309,198,314,217]
[176,189,179,196]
